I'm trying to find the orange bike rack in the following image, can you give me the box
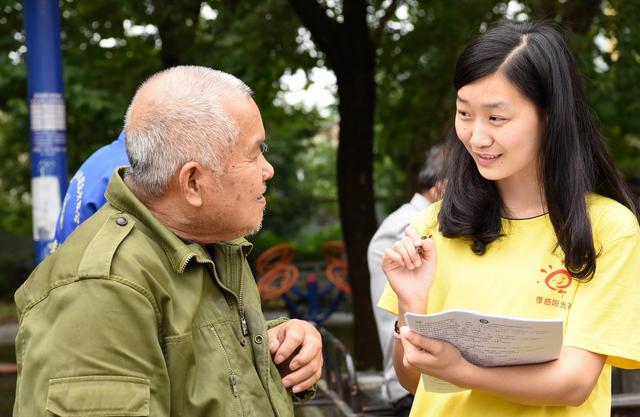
[325,259,351,294]
[255,243,295,276]
[258,263,300,301]
[322,240,345,263]
[255,243,299,301]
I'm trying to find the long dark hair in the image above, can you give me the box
[439,20,639,280]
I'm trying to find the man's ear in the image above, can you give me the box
[178,162,206,208]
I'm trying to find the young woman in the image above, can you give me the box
[378,20,640,417]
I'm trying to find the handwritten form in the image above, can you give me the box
[404,310,563,393]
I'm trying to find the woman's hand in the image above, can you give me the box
[381,226,437,311]
[398,326,470,387]
[398,326,606,406]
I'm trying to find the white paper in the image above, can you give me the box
[31,176,61,240]
[30,93,66,131]
[404,309,563,393]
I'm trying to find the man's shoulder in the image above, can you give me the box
[17,206,154,315]
[386,202,422,224]
[372,201,425,240]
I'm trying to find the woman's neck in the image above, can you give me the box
[496,176,546,219]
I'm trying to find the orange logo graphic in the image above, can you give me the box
[540,262,573,294]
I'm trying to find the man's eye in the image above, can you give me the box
[260,143,269,154]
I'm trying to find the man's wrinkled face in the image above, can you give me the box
[201,97,274,240]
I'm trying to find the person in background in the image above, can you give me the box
[367,145,444,417]
[379,20,640,417]
[15,66,323,417]
[52,132,128,247]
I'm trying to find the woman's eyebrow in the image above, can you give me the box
[456,95,509,109]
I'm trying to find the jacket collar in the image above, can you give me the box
[105,167,252,273]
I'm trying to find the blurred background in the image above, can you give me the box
[0,0,639,415]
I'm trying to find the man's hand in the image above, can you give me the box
[268,319,323,393]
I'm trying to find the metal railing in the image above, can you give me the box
[295,327,396,417]
[317,327,361,415]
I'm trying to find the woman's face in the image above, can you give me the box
[455,71,545,190]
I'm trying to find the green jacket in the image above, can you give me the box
[14,169,296,417]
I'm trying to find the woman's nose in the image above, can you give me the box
[468,123,493,148]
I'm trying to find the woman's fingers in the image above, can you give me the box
[382,248,403,269]
[395,236,422,269]
[405,226,434,261]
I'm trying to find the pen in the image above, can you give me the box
[415,234,431,254]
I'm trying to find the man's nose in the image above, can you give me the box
[263,158,275,181]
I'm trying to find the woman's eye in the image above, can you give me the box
[260,143,269,154]
[457,110,470,118]
[489,116,506,122]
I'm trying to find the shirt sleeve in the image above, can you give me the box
[377,282,399,316]
[368,215,404,346]
[564,217,640,369]
[53,138,128,247]
[53,173,81,246]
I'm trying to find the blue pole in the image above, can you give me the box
[24,0,68,264]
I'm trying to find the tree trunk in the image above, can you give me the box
[336,58,381,371]
[288,0,382,369]
[150,0,202,68]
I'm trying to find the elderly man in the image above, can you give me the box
[14,66,322,416]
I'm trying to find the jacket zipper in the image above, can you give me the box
[179,253,195,273]
[203,255,249,342]
[211,325,244,416]
[238,273,249,338]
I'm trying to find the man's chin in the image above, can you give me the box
[247,222,263,237]
[246,209,266,237]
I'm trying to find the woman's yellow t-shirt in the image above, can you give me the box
[378,194,640,417]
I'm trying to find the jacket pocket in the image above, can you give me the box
[46,375,150,417]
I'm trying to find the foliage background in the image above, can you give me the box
[0,0,638,367]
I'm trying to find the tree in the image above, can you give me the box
[522,0,640,187]
[288,0,399,369]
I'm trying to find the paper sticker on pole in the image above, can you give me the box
[31,176,61,241]
[30,92,66,131]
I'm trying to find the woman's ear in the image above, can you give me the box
[178,161,205,208]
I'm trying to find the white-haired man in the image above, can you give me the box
[14,66,323,416]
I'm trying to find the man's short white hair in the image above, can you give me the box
[124,66,253,197]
